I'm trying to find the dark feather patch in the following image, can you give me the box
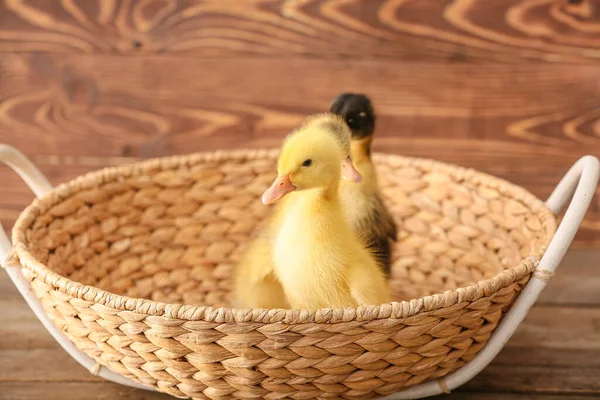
[329,93,375,140]
[353,194,397,275]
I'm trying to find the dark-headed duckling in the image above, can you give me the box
[330,93,397,275]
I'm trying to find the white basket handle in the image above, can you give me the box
[388,154,600,399]
[0,145,154,391]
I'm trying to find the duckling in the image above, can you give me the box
[330,93,398,274]
[261,116,390,309]
[233,114,363,309]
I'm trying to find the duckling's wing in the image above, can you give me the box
[348,257,392,306]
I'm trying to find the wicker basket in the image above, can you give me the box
[1,146,598,400]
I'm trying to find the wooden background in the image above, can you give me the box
[0,0,599,245]
[1,1,600,399]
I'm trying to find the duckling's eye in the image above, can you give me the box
[302,159,312,167]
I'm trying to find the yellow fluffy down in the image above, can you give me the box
[234,114,390,309]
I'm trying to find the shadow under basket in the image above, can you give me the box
[10,150,559,399]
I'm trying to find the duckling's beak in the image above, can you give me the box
[341,158,362,183]
[262,175,296,205]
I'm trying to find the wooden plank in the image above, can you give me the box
[0,349,98,382]
[538,249,600,306]
[0,382,172,400]
[494,347,600,369]
[464,365,600,395]
[2,54,600,156]
[506,306,600,353]
[0,0,599,63]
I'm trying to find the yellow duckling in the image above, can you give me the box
[261,117,391,309]
[330,93,398,274]
[233,114,363,309]
[233,232,289,309]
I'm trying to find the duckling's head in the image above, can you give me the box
[301,113,353,158]
[329,93,375,140]
[262,115,362,204]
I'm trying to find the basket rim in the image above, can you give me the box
[11,149,557,324]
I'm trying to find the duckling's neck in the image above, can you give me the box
[274,182,345,266]
[348,136,377,191]
[273,182,354,307]
[351,136,373,164]
[286,183,340,212]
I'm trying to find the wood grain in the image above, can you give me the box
[1,0,600,63]
[537,249,600,305]
[2,54,600,153]
[466,365,600,395]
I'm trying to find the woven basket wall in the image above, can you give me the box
[11,150,557,400]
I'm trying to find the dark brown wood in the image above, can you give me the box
[465,365,600,395]
[1,54,600,157]
[538,249,600,305]
[1,0,600,63]
[0,382,172,400]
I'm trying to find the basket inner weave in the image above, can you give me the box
[19,153,556,309]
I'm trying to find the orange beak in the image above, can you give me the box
[262,175,296,204]
[341,158,362,183]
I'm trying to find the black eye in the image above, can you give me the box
[302,159,312,167]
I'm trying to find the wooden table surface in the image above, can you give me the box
[1,0,600,398]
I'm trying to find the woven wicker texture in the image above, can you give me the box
[11,150,557,400]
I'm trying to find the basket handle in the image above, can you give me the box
[0,145,154,392]
[389,155,600,399]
